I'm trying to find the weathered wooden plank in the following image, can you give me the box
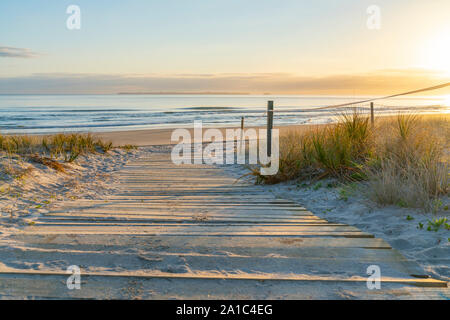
[49,208,312,216]
[11,234,393,249]
[40,214,327,223]
[27,223,364,232]
[22,230,373,238]
[0,269,446,288]
[0,273,447,300]
[55,200,304,206]
[52,204,310,211]
[33,221,347,228]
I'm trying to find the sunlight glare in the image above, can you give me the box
[443,95,450,107]
[422,29,450,76]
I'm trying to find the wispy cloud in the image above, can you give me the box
[0,46,39,58]
[0,70,448,95]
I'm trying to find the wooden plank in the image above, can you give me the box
[11,235,394,249]
[55,200,303,205]
[0,269,446,288]
[22,230,373,238]
[0,250,430,280]
[53,204,309,210]
[54,206,307,212]
[34,221,347,228]
[0,273,447,300]
[27,223,364,232]
[40,214,327,223]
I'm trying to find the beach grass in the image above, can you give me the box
[249,111,449,211]
[0,132,116,171]
[118,144,138,152]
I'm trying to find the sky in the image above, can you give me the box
[0,0,449,94]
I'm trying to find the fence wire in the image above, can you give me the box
[240,81,450,124]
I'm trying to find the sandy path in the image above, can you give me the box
[0,149,448,299]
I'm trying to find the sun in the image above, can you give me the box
[422,30,450,76]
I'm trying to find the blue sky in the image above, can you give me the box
[1,0,449,94]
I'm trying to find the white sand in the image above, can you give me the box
[0,149,138,232]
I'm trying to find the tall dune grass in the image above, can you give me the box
[250,111,449,211]
[251,111,374,184]
[366,114,448,211]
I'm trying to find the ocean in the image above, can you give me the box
[0,94,448,134]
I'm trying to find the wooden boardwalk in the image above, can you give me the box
[0,151,448,299]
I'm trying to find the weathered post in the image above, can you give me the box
[239,116,245,153]
[370,102,375,126]
[267,101,274,157]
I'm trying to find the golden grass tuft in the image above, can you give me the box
[366,114,448,211]
[0,132,114,171]
[119,144,138,152]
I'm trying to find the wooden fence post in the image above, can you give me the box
[239,116,245,151]
[370,102,375,126]
[267,101,274,157]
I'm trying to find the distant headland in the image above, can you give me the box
[117,92,251,95]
